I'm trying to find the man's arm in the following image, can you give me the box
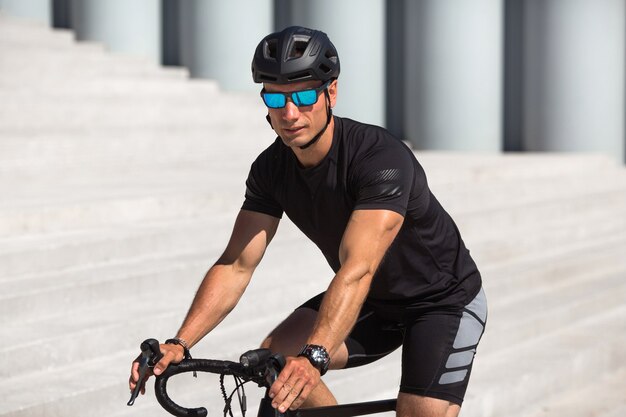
[269,209,403,411]
[171,209,280,351]
[129,209,279,390]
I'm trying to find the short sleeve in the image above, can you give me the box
[241,155,284,219]
[351,143,415,216]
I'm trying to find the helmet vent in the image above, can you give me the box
[264,39,278,61]
[318,63,331,74]
[287,35,311,60]
[287,71,312,82]
[258,74,278,82]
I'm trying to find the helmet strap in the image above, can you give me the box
[299,89,332,150]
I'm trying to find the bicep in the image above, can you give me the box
[338,209,404,278]
[217,209,280,272]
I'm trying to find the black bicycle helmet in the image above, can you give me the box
[252,26,340,84]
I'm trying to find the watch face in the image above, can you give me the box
[299,344,330,375]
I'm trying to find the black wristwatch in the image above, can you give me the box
[298,344,330,376]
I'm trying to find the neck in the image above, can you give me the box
[292,116,335,168]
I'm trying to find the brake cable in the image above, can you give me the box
[221,374,248,417]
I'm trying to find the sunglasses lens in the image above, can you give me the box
[262,93,286,108]
[293,89,318,106]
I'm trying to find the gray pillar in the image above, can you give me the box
[72,0,161,63]
[0,0,51,24]
[179,0,272,92]
[503,0,525,152]
[523,0,625,162]
[405,0,503,151]
[52,0,72,29]
[386,0,406,140]
[290,0,386,127]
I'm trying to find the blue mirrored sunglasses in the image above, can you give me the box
[260,81,330,109]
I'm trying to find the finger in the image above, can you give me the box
[153,345,182,376]
[270,379,291,406]
[289,380,314,410]
[130,361,140,382]
[129,361,140,391]
[273,380,297,412]
[269,366,294,400]
[129,362,154,392]
[279,379,307,412]
[152,355,170,376]
[139,368,153,394]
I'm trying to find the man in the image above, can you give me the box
[130,26,487,417]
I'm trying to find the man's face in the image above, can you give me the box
[263,79,337,149]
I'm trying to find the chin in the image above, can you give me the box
[279,132,308,147]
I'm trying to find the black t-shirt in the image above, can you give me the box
[242,117,481,312]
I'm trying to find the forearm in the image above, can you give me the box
[307,264,373,356]
[306,210,403,357]
[175,263,252,347]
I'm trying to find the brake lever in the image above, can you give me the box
[258,354,287,417]
[266,354,285,386]
[127,338,163,406]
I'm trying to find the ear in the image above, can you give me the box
[327,79,338,108]
[265,114,274,129]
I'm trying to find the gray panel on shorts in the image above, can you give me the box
[445,349,476,369]
[466,287,488,323]
[439,369,469,385]
[453,312,484,349]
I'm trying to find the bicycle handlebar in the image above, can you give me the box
[152,346,285,417]
[155,359,244,417]
[129,339,396,417]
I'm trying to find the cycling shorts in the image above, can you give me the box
[297,287,487,405]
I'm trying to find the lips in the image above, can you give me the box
[284,126,305,134]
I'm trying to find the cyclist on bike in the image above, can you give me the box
[130,26,487,417]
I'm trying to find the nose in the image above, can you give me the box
[281,100,300,121]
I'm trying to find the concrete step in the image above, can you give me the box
[0,45,190,82]
[0,14,77,48]
[0,91,264,132]
[601,404,626,417]
[0,125,268,178]
[456,183,626,246]
[462,304,626,417]
[0,217,223,277]
[0,290,290,379]
[418,152,621,185]
[0,217,325,322]
[432,165,626,214]
[0,185,248,237]
[0,29,189,80]
[484,266,626,353]
[519,367,626,417]
[479,233,626,296]
[0,252,209,326]
[0,75,219,97]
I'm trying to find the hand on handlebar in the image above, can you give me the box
[269,356,321,412]
[128,343,185,396]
